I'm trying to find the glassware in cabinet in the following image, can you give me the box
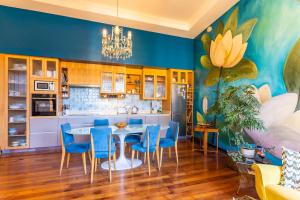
[7,56,29,148]
[101,72,113,93]
[156,75,166,98]
[31,59,43,77]
[144,75,155,98]
[115,73,125,93]
[46,60,57,79]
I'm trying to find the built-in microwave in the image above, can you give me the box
[34,80,55,91]
[32,94,57,116]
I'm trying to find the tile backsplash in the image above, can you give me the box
[62,87,162,115]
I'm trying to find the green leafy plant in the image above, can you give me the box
[208,85,264,146]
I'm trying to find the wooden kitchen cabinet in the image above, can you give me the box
[30,57,58,80]
[170,69,193,84]
[0,54,30,150]
[62,62,101,86]
[100,65,126,94]
[142,68,167,100]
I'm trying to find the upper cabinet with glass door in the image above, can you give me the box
[100,65,126,94]
[142,68,167,100]
[30,57,58,80]
[170,69,192,84]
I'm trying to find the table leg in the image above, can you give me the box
[203,130,208,157]
[101,133,142,170]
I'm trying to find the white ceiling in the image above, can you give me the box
[0,0,239,38]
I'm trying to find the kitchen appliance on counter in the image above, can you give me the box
[32,94,57,116]
[34,80,55,91]
[171,84,187,137]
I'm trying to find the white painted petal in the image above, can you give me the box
[251,85,261,103]
[202,96,208,114]
[259,84,272,103]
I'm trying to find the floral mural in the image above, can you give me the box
[200,8,258,87]
[194,0,300,161]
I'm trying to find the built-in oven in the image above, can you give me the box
[32,94,57,116]
[34,80,55,91]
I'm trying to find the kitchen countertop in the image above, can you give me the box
[30,112,171,119]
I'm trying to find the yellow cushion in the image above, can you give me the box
[265,185,300,200]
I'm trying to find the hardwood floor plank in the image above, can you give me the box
[0,141,257,200]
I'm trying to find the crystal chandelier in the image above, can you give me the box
[101,0,132,60]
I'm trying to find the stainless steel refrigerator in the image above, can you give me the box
[171,84,187,137]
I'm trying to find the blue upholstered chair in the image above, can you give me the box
[59,123,90,175]
[124,118,143,146]
[131,125,160,175]
[90,127,116,183]
[159,121,179,169]
[94,119,109,127]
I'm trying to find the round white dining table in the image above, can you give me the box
[66,124,168,171]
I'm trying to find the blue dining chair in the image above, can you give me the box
[94,119,109,127]
[90,127,116,183]
[124,118,143,148]
[131,125,160,175]
[59,123,90,175]
[159,121,179,169]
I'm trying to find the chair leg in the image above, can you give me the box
[175,143,179,166]
[147,150,151,176]
[95,158,98,172]
[136,152,139,159]
[82,153,87,175]
[156,148,160,171]
[59,149,66,175]
[152,151,155,161]
[66,153,71,169]
[109,154,112,182]
[113,152,116,170]
[131,150,135,168]
[88,151,92,164]
[159,148,163,169]
[168,148,172,159]
[192,135,195,150]
[144,153,146,163]
[216,133,219,154]
[90,157,95,184]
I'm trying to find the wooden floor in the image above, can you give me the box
[0,141,257,200]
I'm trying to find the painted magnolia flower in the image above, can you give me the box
[210,30,248,68]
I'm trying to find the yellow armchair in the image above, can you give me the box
[252,164,300,200]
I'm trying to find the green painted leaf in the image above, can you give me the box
[204,67,221,87]
[201,33,211,54]
[223,7,239,35]
[200,55,213,69]
[222,58,258,82]
[284,38,300,110]
[236,18,258,42]
[196,111,206,124]
[215,21,224,36]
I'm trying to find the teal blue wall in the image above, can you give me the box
[0,6,193,69]
[194,0,300,165]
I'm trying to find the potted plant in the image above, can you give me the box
[208,85,264,158]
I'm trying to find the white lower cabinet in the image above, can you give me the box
[30,117,59,148]
[30,132,58,148]
[29,114,171,148]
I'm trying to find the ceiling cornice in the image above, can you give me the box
[0,0,239,39]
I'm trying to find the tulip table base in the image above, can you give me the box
[101,130,142,170]
[101,158,142,170]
